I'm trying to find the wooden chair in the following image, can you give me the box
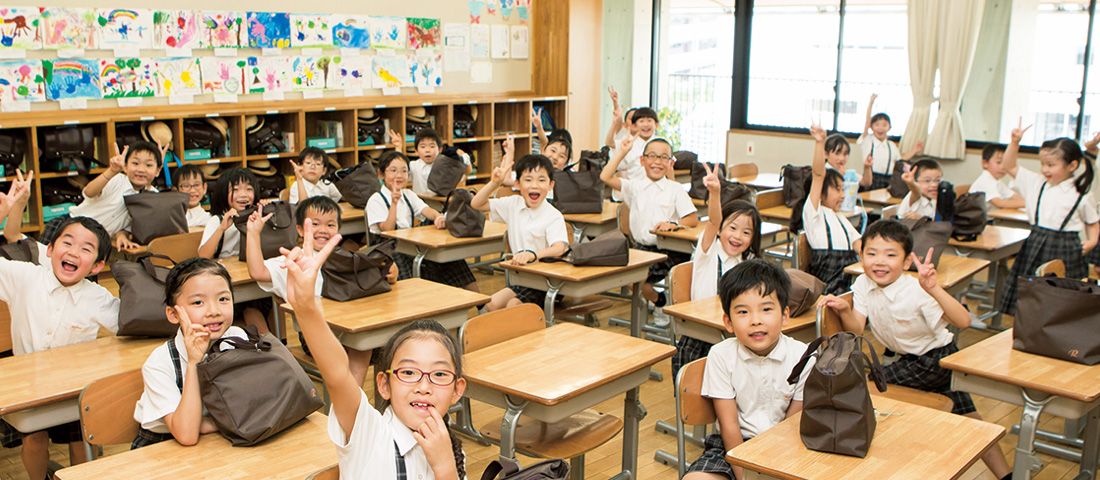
[147,231,203,266]
[304,465,338,480]
[616,202,632,244]
[793,232,812,272]
[726,163,758,178]
[459,305,623,479]
[882,204,899,220]
[279,188,290,202]
[1036,259,1065,277]
[673,358,716,477]
[0,302,11,354]
[954,184,970,197]
[754,188,785,210]
[494,184,519,198]
[668,262,693,305]
[78,370,144,461]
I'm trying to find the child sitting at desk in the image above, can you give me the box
[896,158,944,220]
[970,144,1024,211]
[471,137,569,312]
[283,226,469,480]
[601,134,700,325]
[367,151,480,294]
[819,219,1012,479]
[131,258,249,449]
[684,260,812,480]
[289,147,342,204]
[0,213,119,480]
[0,171,49,267]
[172,164,212,229]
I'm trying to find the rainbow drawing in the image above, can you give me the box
[43,58,101,100]
[96,8,153,49]
[99,57,155,98]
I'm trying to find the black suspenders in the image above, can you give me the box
[1036,182,1085,232]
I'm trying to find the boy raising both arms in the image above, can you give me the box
[859,94,923,190]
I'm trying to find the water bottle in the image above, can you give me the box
[842,169,859,212]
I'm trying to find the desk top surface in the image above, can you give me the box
[990,208,1028,222]
[844,254,989,291]
[500,249,666,283]
[663,295,817,335]
[859,188,903,206]
[655,221,786,242]
[948,225,1030,252]
[463,323,675,405]
[561,201,619,224]
[379,221,507,248]
[730,173,784,189]
[337,202,363,220]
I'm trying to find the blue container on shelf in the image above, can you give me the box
[307,138,337,149]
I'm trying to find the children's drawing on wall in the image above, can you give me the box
[517,0,530,23]
[470,24,489,58]
[154,10,203,49]
[369,16,405,49]
[40,8,96,49]
[332,15,370,49]
[247,12,290,49]
[43,59,101,100]
[245,55,290,93]
[467,1,485,24]
[99,57,155,98]
[96,9,153,50]
[291,14,332,48]
[0,8,40,49]
[326,55,370,89]
[486,1,497,15]
[510,25,528,59]
[406,18,440,50]
[155,57,201,96]
[200,57,244,94]
[204,11,244,48]
[407,53,442,89]
[371,55,410,89]
[0,60,44,101]
[291,56,327,90]
[500,0,515,20]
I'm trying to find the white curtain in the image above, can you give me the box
[900,0,938,154]
[925,0,986,159]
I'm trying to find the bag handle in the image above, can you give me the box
[137,253,176,284]
[17,239,38,266]
[443,189,456,216]
[206,324,272,354]
[856,335,888,392]
[265,202,294,230]
[479,460,521,480]
[786,335,826,385]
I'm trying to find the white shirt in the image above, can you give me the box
[133,326,248,433]
[969,170,1017,211]
[1013,167,1099,232]
[329,391,466,480]
[0,258,119,356]
[852,274,952,356]
[690,236,747,301]
[701,335,812,439]
[289,178,342,204]
[200,215,241,258]
[858,134,901,176]
[611,137,648,201]
[801,200,860,251]
[621,177,697,246]
[257,254,324,300]
[896,192,938,220]
[488,195,568,253]
[366,189,430,234]
[185,205,212,229]
[69,174,154,236]
[409,155,471,196]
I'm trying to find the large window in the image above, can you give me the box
[835,3,912,134]
[1029,2,1090,145]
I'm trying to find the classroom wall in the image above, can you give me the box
[568,0,603,150]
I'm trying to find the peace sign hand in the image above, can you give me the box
[702,162,721,193]
[281,220,342,310]
[1010,117,1032,144]
[109,142,129,174]
[809,124,827,143]
[175,305,211,363]
[619,133,637,151]
[910,248,938,291]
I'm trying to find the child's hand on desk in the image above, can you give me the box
[433,214,447,229]
[113,234,140,252]
[200,416,219,434]
[246,209,273,235]
[817,294,850,313]
[650,222,680,233]
[282,221,341,310]
[911,248,938,291]
[108,142,129,174]
[510,250,536,266]
[386,262,398,284]
[175,305,210,362]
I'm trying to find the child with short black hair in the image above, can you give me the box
[610,106,672,200]
[401,128,472,195]
[172,164,211,228]
[897,158,943,220]
[683,260,811,480]
[859,94,923,189]
[819,219,1012,479]
[289,147,341,204]
[824,134,873,189]
[970,144,1024,210]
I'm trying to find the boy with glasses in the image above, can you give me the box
[897,159,944,220]
[289,147,342,204]
[172,165,212,228]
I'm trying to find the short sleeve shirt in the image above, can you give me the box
[857,134,901,176]
[365,189,430,234]
[621,177,697,245]
[1013,167,1099,232]
[801,199,860,251]
[258,254,324,300]
[488,195,568,253]
[690,236,747,301]
[852,274,952,355]
[896,193,938,220]
[289,179,342,204]
[200,215,241,258]
[969,170,1017,210]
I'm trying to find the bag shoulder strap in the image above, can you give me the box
[166,339,183,393]
[479,460,521,480]
[786,336,825,384]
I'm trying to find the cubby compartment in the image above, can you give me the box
[36,122,109,178]
[532,99,566,149]
[493,101,530,138]
[355,107,402,148]
[452,103,492,142]
[181,114,238,162]
[404,104,450,145]
[243,112,300,158]
[0,127,31,179]
[305,109,355,150]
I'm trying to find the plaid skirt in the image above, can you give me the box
[635,243,691,285]
[882,342,976,415]
[808,248,859,296]
[672,335,714,381]
[130,428,174,450]
[393,252,477,288]
[0,418,82,448]
[1087,244,1100,266]
[685,433,743,479]
[998,226,1087,316]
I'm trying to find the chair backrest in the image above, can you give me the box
[148,231,203,266]
[1036,259,1065,277]
[817,291,852,338]
[494,185,519,198]
[279,189,289,202]
[677,358,715,426]
[754,188,784,210]
[617,202,633,243]
[668,262,693,305]
[78,369,144,448]
[726,163,758,178]
[794,232,812,273]
[305,465,339,480]
[954,184,970,197]
[882,204,899,220]
[460,303,545,353]
[0,302,11,353]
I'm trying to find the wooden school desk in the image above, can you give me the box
[126,227,205,255]
[463,322,675,479]
[858,188,903,215]
[654,221,787,254]
[844,253,990,298]
[379,222,507,278]
[416,192,447,212]
[674,168,692,183]
[499,249,666,337]
[662,294,819,347]
[54,412,336,480]
[941,330,1100,480]
[759,205,864,228]
[729,173,784,191]
[0,337,160,435]
[562,201,618,244]
[725,395,1005,480]
[337,201,365,235]
[280,278,489,351]
[948,225,1030,329]
[990,207,1030,230]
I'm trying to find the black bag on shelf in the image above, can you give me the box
[41,181,85,206]
[453,106,476,139]
[114,123,143,150]
[255,174,286,201]
[406,117,433,140]
[246,118,285,155]
[39,126,99,174]
[184,119,227,151]
[357,118,385,146]
[0,131,26,172]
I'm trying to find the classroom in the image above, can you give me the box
[0,0,1099,479]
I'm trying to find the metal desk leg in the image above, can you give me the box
[610,387,646,480]
[413,247,427,278]
[630,281,643,339]
[989,259,1008,330]
[1015,390,1054,480]
[452,397,491,445]
[499,396,528,464]
[543,282,561,327]
[572,223,586,245]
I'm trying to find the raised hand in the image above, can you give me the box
[157,141,170,161]
[502,134,515,158]
[911,248,938,291]
[702,162,720,193]
[246,210,273,234]
[109,142,129,173]
[809,124,827,143]
[1087,131,1100,152]
[619,133,637,151]
[608,85,619,106]
[290,159,304,178]
[869,93,878,105]
[901,165,915,185]
[281,220,341,309]
[1010,117,1032,144]
[388,129,403,147]
[529,107,541,128]
[175,305,211,362]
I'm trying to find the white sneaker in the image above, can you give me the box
[652,307,671,328]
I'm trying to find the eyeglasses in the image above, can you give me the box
[177,183,204,190]
[916,178,943,185]
[385,367,457,386]
[385,168,409,174]
[302,160,325,168]
[643,153,673,162]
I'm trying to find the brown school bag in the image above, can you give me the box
[786,269,825,317]
[113,254,176,337]
[232,201,298,262]
[444,189,485,238]
[124,191,190,245]
[320,240,396,302]
[1014,276,1100,365]
[426,148,466,197]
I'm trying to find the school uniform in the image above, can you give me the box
[186,205,212,229]
[289,178,342,204]
[671,237,749,377]
[853,274,974,415]
[969,170,1017,211]
[858,134,901,190]
[611,137,647,202]
[621,176,697,284]
[329,391,466,480]
[999,167,1099,315]
[0,258,120,448]
[258,254,324,300]
[489,195,569,305]
[366,189,476,288]
[409,155,471,196]
[802,200,861,295]
[686,334,812,478]
[200,215,241,259]
[54,174,155,239]
[131,326,248,448]
[896,193,938,220]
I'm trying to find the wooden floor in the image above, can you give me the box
[0,265,1091,480]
